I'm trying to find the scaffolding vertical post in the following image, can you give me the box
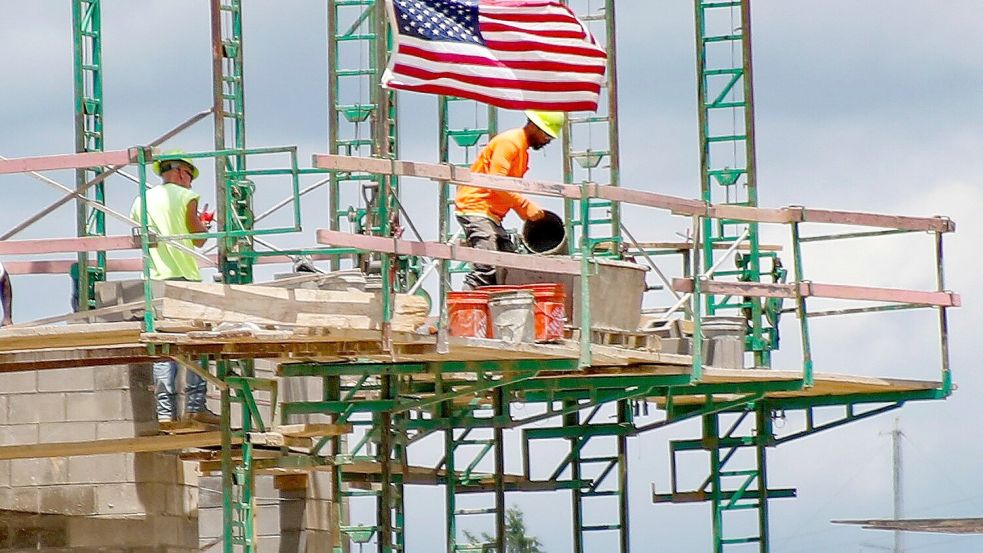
[219,360,235,553]
[72,0,106,310]
[935,230,951,393]
[790,222,813,386]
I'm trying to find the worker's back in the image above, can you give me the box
[455,128,533,222]
[130,183,202,281]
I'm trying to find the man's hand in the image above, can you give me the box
[527,205,546,221]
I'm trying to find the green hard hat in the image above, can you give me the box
[152,150,199,180]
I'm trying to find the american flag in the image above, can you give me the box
[381,0,607,112]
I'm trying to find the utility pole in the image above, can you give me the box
[890,417,904,553]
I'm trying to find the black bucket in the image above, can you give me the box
[521,210,567,255]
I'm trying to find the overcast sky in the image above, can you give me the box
[1,2,982,552]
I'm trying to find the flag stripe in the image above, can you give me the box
[392,63,600,92]
[385,71,600,101]
[398,43,605,74]
[477,15,585,33]
[479,22,587,40]
[398,36,605,69]
[384,79,600,111]
[481,38,606,58]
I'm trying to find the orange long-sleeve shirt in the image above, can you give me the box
[454,128,540,224]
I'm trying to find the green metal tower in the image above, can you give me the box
[561,0,621,259]
[328,0,399,269]
[694,0,782,366]
[213,0,253,285]
[72,0,105,310]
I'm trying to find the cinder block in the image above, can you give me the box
[94,365,131,390]
[93,482,158,516]
[128,363,155,391]
[0,371,36,394]
[302,499,334,531]
[38,368,96,393]
[299,530,334,553]
[67,454,129,485]
[0,423,38,446]
[7,393,65,424]
[39,421,97,443]
[0,395,8,425]
[197,476,224,508]
[306,471,333,499]
[66,516,149,547]
[11,457,68,487]
[69,392,105,422]
[39,484,97,515]
[164,483,198,516]
[152,514,199,549]
[6,521,68,548]
[116,389,157,422]
[197,506,223,540]
[254,498,305,535]
[0,460,9,487]
[0,486,40,512]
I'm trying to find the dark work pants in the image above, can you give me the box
[456,215,516,289]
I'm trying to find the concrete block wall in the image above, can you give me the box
[0,359,340,552]
[0,364,198,552]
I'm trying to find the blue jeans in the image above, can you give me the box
[152,360,207,419]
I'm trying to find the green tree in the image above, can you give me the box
[463,505,545,553]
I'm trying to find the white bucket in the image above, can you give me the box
[488,290,535,343]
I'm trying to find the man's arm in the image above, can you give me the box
[1,274,13,326]
[486,142,545,221]
[185,198,209,247]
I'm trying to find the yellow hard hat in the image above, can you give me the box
[152,150,199,180]
[524,110,565,139]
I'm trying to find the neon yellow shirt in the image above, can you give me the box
[130,182,202,281]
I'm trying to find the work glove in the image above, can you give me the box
[199,203,216,228]
[527,204,545,222]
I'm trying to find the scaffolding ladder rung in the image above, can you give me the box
[583,524,620,531]
[454,507,496,515]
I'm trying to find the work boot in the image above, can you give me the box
[183,410,221,426]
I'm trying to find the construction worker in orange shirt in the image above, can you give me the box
[455,110,565,290]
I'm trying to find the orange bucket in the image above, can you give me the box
[447,291,491,338]
[522,283,566,342]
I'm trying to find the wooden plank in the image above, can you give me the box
[156,280,430,332]
[0,149,137,175]
[0,235,142,255]
[672,278,960,307]
[0,321,144,352]
[593,185,705,216]
[274,423,353,438]
[0,431,239,460]
[316,229,581,275]
[0,345,153,372]
[2,252,349,275]
[274,474,309,491]
[313,154,954,231]
[247,433,314,448]
[799,208,954,233]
